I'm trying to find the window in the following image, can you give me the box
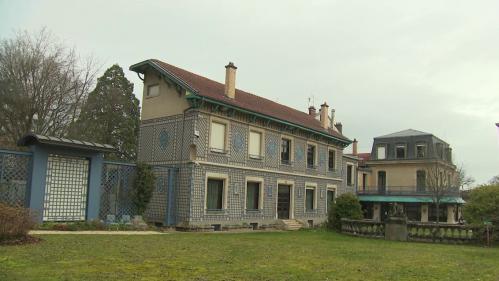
[328,149,336,171]
[281,138,291,164]
[416,170,426,191]
[378,171,386,192]
[206,178,224,210]
[347,164,354,186]
[305,186,316,211]
[436,143,444,159]
[327,187,336,212]
[377,145,386,160]
[307,144,316,168]
[416,144,426,158]
[396,145,406,159]
[146,84,159,97]
[249,130,263,159]
[246,182,261,210]
[210,121,226,152]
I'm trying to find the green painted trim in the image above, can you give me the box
[188,95,351,146]
[358,195,465,204]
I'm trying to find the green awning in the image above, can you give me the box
[358,195,465,204]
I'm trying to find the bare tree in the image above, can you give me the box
[456,165,475,190]
[489,175,499,185]
[425,162,457,225]
[0,28,97,146]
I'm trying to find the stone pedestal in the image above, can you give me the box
[385,217,407,241]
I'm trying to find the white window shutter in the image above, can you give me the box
[249,131,261,156]
[210,122,226,151]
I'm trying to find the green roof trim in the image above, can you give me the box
[187,94,351,146]
[358,195,465,204]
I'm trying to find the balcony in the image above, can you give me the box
[357,186,461,197]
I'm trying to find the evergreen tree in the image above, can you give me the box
[70,64,140,161]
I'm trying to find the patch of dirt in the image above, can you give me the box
[0,235,42,246]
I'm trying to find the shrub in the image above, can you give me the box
[327,193,363,231]
[0,203,36,241]
[463,185,499,243]
[132,163,156,215]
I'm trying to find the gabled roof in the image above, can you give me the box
[18,133,115,152]
[130,59,350,144]
[375,129,431,139]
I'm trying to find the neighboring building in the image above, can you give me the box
[130,59,356,228]
[353,129,463,224]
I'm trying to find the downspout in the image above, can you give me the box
[178,103,195,225]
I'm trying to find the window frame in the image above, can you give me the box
[146,84,160,98]
[376,144,387,160]
[328,147,337,171]
[244,176,264,212]
[209,117,229,154]
[346,163,355,186]
[326,184,337,212]
[280,135,294,165]
[304,182,318,211]
[415,143,426,158]
[248,127,265,160]
[395,144,406,159]
[306,142,318,169]
[204,172,229,212]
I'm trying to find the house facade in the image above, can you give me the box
[130,59,357,229]
[354,129,464,224]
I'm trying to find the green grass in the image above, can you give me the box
[0,230,498,281]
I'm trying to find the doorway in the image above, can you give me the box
[277,184,291,219]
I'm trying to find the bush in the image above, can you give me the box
[0,203,36,241]
[132,163,156,215]
[463,185,499,243]
[327,193,363,231]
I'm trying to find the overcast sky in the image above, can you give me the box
[1,0,498,184]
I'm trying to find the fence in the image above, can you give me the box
[341,218,493,245]
[0,149,176,225]
[0,150,32,207]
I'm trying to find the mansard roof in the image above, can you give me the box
[130,59,350,145]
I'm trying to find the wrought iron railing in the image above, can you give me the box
[357,186,460,196]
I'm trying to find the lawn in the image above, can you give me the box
[0,230,498,281]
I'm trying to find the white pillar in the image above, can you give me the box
[421,204,429,223]
[373,203,381,221]
[447,205,456,224]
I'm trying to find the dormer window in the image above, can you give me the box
[146,84,159,97]
[416,144,426,158]
[376,145,386,160]
[395,144,406,159]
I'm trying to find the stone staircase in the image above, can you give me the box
[281,219,304,231]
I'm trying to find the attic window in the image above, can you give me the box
[147,84,159,98]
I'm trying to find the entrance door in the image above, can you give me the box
[277,185,291,219]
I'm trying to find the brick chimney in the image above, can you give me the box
[308,106,316,116]
[352,138,358,156]
[319,102,330,129]
[335,122,342,133]
[224,62,237,99]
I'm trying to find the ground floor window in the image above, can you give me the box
[206,178,224,210]
[327,189,335,211]
[305,187,316,211]
[428,204,447,222]
[404,203,421,221]
[246,182,260,210]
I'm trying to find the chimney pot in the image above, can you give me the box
[335,122,343,133]
[308,106,316,116]
[353,138,358,156]
[224,62,237,99]
[320,102,330,129]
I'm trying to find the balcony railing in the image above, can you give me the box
[357,186,460,196]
